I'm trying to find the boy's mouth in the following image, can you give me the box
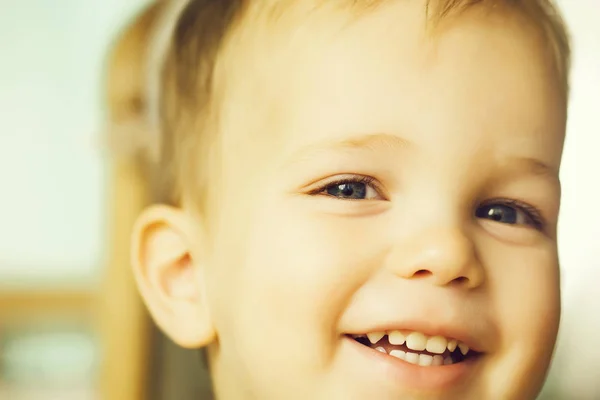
[347,330,479,366]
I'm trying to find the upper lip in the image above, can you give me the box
[346,320,487,353]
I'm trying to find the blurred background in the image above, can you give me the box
[0,1,597,399]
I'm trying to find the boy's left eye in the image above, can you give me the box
[475,202,543,229]
[316,177,383,200]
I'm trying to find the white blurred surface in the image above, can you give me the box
[543,1,600,399]
[556,0,600,292]
[0,0,148,288]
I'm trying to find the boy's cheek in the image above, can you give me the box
[201,205,388,396]
[483,242,560,393]
[240,203,387,310]
[486,242,560,334]
[207,201,387,344]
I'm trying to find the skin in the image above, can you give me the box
[132,2,566,399]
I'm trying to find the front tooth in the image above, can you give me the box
[447,339,457,352]
[389,350,406,360]
[367,332,385,344]
[375,346,387,354]
[388,330,406,345]
[426,336,448,354]
[443,356,453,365]
[419,354,433,366]
[432,355,444,366]
[405,352,420,365]
[405,332,427,351]
[458,343,470,355]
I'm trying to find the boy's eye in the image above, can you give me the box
[475,201,543,229]
[316,177,383,200]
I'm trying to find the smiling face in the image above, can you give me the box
[146,2,566,399]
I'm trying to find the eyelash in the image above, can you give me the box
[307,175,546,230]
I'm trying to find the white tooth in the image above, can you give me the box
[375,346,387,354]
[443,356,453,365]
[388,330,406,345]
[432,355,444,366]
[367,332,385,344]
[389,350,406,360]
[458,343,470,355]
[426,336,448,354]
[419,354,434,366]
[405,352,420,365]
[405,332,427,351]
[447,339,457,352]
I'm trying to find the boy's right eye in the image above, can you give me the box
[310,175,385,201]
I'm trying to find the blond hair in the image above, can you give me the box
[105,0,188,184]
[153,0,571,208]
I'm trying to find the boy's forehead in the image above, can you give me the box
[221,0,564,153]
[225,0,559,106]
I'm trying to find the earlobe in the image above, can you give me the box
[131,204,216,348]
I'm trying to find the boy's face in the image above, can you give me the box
[141,2,566,400]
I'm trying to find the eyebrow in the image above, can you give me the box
[503,156,559,180]
[286,133,410,164]
[284,133,560,184]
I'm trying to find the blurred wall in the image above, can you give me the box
[0,0,148,289]
[543,2,600,398]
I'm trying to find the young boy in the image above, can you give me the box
[129,0,570,398]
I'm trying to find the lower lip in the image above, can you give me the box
[344,336,481,391]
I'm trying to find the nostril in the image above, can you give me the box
[451,276,469,286]
[414,269,432,278]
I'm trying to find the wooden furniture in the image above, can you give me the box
[0,159,152,400]
[98,159,152,400]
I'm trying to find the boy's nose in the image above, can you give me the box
[387,227,484,289]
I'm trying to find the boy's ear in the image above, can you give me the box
[131,205,215,348]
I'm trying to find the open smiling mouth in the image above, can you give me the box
[348,331,480,366]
